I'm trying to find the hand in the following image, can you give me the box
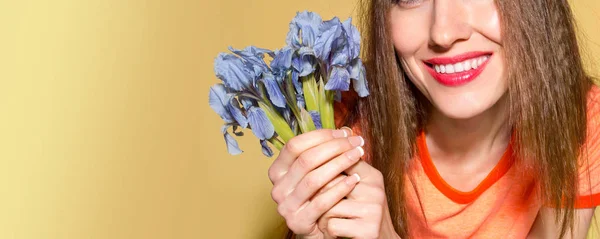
[314,130,400,239]
[268,128,364,239]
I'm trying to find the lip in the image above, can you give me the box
[423,52,493,87]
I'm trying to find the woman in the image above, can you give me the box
[268,0,600,238]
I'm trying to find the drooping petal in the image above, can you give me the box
[222,125,243,155]
[325,66,350,91]
[270,46,294,73]
[342,17,361,60]
[247,106,276,140]
[314,17,343,63]
[309,111,322,129]
[350,59,369,97]
[209,84,234,123]
[226,98,248,128]
[261,73,287,108]
[286,11,323,48]
[260,139,274,157]
[214,53,253,92]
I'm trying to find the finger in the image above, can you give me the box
[273,136,363,204]
[322,199,382,220]
[300,173,361,223]
[340,126,354,136]
[286,147,364,209]
[345,182,385,203]
[268,128,351,184]
[313,174,347,198]
[344,159,381,183]
[327,218,379,239]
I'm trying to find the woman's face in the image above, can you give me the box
[390,0,506,119]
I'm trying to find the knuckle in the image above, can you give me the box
[267,166,278,184]
[311,198,327,212]
[302,174,320,191]
[326,221,339,237]
[296,154,313,171]
[277,204,291,218]
[270,186,285,204]
[284,139,302,155]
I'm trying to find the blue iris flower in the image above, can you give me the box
[210,11,369,158]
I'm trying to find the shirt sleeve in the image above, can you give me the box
[575,85,600,208]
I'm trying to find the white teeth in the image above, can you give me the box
[464,61,471,71]
[445,64,455,73]
[454,62,464,73]
[431,55,490,74]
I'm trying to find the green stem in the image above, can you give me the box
[319,80,336,129]
[267,137,284,150]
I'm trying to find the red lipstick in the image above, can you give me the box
[423,51,493,87]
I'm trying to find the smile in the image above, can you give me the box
[423,51,493,87]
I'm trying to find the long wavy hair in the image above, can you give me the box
[284,0,594,238]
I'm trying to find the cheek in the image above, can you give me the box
[390,7,430,58]
[470,1,502,44]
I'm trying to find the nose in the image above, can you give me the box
[429,0,473,49]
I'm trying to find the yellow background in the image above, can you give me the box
[0,0,598,238]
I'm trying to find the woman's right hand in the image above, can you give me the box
[268,128,365,239]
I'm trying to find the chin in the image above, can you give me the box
[428,90,508,120]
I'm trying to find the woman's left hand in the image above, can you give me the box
[314,155,400,239]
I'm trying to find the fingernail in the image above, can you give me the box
[345,147,364,160]
[345,173,361,185]
[332,129,348,138]
[341,126,354,136]
[348,136,364,147]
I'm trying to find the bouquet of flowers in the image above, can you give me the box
[209,11,369,157]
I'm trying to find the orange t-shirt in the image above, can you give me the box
[335,85,600,238]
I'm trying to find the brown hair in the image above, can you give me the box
[355,0,593,238]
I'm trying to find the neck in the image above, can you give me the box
[426,93,511,163]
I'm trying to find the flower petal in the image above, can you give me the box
[325,66,350,91]
[247,106,276,140]
[222,125,243,155]
[292,70,303,95]
[309,111,322,129]
[260,139,274,157]
[228,46,272,79]
[350,59,369,97]
[314,17,343,63]
[214,53,253,92]
[209,84,234,123]
[342,17,361,60]
[226,98,248,128]
[261,73,287,108]
[286,11,323,48]
[292,54,316,77]
[270,46,294,73]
